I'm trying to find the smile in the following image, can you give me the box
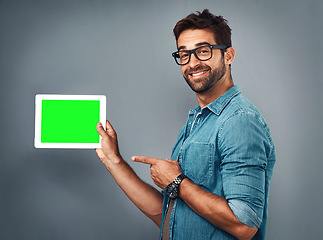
[189,70,209,78]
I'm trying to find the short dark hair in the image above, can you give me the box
[173,9,232,47]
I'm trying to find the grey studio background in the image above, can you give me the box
[0,0,322,239]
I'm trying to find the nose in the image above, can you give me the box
[188,52,201,67]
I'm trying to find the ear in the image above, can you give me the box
[224,47,235,66]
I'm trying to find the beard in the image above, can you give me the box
[183,57,226,94]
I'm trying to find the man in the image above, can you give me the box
[96,9,275,240]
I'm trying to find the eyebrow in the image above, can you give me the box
[178,41,213,51]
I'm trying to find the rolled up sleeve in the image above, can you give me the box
[218,111,270,228]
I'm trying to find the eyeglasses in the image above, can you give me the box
[172,44,228,65]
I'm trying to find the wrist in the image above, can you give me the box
[178,177,190,198]
[103,154,124,171]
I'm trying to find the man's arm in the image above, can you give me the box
[132,156,258,240]
[96,121,163,227]
[179,178,258,240]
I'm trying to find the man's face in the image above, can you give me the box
[177,29,226,94]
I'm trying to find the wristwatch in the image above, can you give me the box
[166,174,187,199]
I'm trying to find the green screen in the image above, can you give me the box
[41,100,100,143]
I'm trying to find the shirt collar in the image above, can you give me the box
[189,85,241,116]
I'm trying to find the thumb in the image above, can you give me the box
[165,158,177,163]
[97,120,117,139]
[96,122,106,137]
[105,120,117,136]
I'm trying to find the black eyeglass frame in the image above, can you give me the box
[172,44,229,65]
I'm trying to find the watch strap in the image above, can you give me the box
[174,173,187,185]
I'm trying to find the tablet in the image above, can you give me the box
[34,94,106,149]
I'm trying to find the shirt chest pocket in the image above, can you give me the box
[181,142,215,186]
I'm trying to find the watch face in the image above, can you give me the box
[166,174,187,199]
[166,182,179,199]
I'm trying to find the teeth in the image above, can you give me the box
[192,71,205,76]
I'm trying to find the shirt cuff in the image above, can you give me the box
[228,199,262,228]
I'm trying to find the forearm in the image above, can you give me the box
[104,156,163,227]
[179,178,257,240]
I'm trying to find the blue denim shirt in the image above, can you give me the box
[160,86,276,240]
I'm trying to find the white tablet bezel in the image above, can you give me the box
[34,94,106,149]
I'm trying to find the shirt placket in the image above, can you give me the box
[164,110,203,240]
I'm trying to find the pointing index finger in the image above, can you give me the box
[131,156,161,165]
